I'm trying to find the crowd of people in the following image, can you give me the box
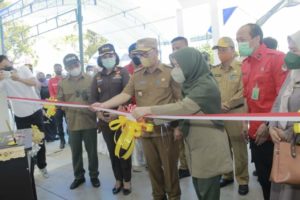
[0,22,300,200]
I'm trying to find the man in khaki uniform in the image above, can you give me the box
[57,54,100,190]
[171,36,190,179]
[211,37,249,195]
[91,38,181,200]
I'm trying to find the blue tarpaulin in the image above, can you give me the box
[208,6,237,33]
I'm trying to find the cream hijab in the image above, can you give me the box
[279,30,300,129]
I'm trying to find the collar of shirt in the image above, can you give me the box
[67,73,85,80]
[249,44,268,61]
[220,59,241,72]
[101,67,120,76]
[142,63,163,75]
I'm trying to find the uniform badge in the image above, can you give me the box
[113,70,122,79]
[138,91,143,97]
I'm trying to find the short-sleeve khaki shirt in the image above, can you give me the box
[122,63,181,106]
[211,59,244,109]
[122,63,181,136]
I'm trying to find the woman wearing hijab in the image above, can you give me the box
[132,47,232,200]
[90,43,132,195]
[269,30,300,200]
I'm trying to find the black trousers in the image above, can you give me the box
[15,109,47,169]
[100,121,132,182]
[55,108,66,141]
[250,139,274,200]
[14,109,47,200]
[43,110,58,141]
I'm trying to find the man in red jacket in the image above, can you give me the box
[236,23,288,200]
[48,63,66,149]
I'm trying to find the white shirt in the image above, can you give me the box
[0,66,42,117]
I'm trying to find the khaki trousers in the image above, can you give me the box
[141,131,180,200]
[222,107,249,185]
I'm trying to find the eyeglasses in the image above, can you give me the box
[134,49,154,58]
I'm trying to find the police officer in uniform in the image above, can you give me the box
[90,44,132,195]
[91,38,181,200]
[211,37,249,195]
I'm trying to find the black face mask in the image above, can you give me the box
[3,66,14,71]
[132,56,141,66]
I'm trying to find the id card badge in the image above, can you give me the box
[251,86,260,100]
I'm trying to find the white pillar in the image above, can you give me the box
[210,0,222,65]
[0,92,10,133]
[176,9,184,36]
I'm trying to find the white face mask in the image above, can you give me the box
[171,67,185,83]
[69,67,82,77]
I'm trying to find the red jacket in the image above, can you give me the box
[48,76,62,98]
[124,61,135,75]
[242,44,288,139]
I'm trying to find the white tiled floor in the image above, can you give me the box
[35,140,264,200]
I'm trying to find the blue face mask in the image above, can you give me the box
[238,42,254,57]
[102,57,116,69]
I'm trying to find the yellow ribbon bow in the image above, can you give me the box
[293,110,300,135]
[31,125,45,144]
[43,97,57,118]
[109,116,153,160]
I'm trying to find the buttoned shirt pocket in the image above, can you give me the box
[135,83,148,98]
[228,73,239,83]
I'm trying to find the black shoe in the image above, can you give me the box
[90,178,100,188]
[238,184,249,195]
[123,188,131,195]
[178,169,191,179]
[220,178,234,187]
[162,194,168,200]
[70,178,85,190]
[60,140,65,149]
[112,185,122,194]
[253,170,258,176]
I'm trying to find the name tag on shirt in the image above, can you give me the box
[251,86,260,100]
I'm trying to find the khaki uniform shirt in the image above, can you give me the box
[122,63,181,136]
[211,59,244,109]
[57,74,97,131]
